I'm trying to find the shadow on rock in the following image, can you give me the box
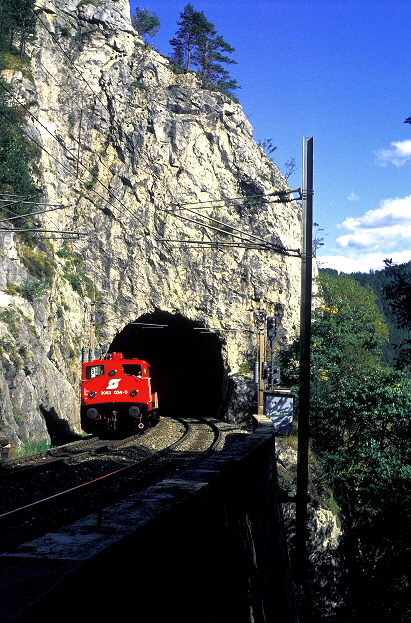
[40,405,83,446]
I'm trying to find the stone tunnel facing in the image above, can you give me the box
[108,311,225,419]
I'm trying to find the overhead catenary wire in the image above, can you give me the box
[0,200,61,206]
[0,56,167,239]
[0,193,40,198]
[155,239,300,256]
[0,8,167,254]
[0,81,145,227]
[170,189,302,208]
[0,111,89,238]
[0,202,87,246]
[157,207,299,256]
[1,83,292,251]
[177,205,281,245]
[158,206,267,246]
[0,227,86,235]
[0,204,70,223]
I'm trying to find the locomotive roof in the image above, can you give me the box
[83,352,149,364]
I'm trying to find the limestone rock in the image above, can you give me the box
[0,0,310,449]
[276,438,345,619]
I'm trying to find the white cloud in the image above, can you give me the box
[376,139,411,167]
[317,251,411,274]
[335,195,411,250]
[347,192,359,201]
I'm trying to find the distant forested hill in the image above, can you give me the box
[319,267,411,367]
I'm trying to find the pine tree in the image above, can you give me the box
[131,8,160,40]
[170,4,212,72]
[169,4,239,97]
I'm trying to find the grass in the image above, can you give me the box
[15,439,50,457]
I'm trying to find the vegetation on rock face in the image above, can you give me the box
[0,0,36,57]
[0,0,39,210]
[281,271,411,621]
[0,0,41,225]
[169,3,240,98]
[0,80,41,225]
[15,277,48,302]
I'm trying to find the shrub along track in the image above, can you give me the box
[0,416,246,554]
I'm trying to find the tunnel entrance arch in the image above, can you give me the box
[108,311,225,419]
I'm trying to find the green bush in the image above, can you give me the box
[84,164,99,189]
[19,244,56,284]
[60,23,72,37]
[0,309,19,336]
[130,80,148,90]
[17,278,48,302]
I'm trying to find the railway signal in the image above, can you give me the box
[267,316,278,342]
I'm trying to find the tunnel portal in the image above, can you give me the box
[108,311,225,419]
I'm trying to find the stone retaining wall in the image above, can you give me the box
[1,416,297,622]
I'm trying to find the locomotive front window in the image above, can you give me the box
[86,364,105,379]
[122,364,142,377]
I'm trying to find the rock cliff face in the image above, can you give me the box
[0,0,304,447]
[276,439,345,619]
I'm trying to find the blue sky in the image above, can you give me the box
[129,0,411,274]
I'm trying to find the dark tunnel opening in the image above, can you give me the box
[108,311,225,419]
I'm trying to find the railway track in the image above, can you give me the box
[0,435,140,480]
[0,416,227,554]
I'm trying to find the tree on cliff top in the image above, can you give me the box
[131,7,160,40]
[169,4,239,97]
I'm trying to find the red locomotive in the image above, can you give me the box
[81,352,159,437]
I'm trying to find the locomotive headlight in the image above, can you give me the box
[130,390,138,397]
[108,369,117,376]
[129,406,141,417]
[89,392,97,398]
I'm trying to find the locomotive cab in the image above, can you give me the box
[81,352,159,437]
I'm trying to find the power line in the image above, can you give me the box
[156,206,298,255]
[170,189,302,208]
